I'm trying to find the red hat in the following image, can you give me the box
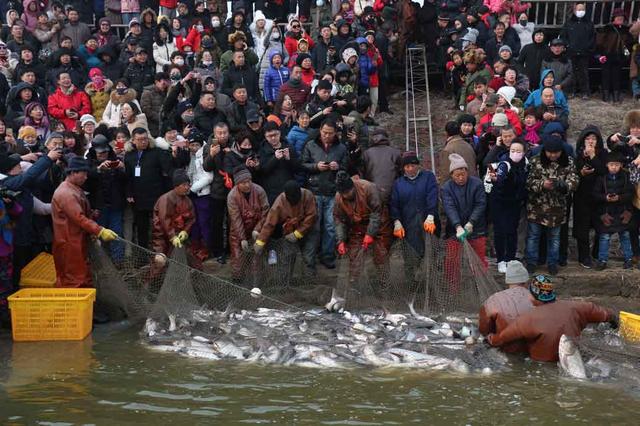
[89,67,104,78]
[612,8,626,19]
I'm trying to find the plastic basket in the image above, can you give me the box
[620,311,640,343]
[8,289,96,341]
[19,252,56,288]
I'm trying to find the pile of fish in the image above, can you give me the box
[142,304,510,373]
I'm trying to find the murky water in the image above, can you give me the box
[1,323,640,424]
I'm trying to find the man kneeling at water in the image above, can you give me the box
[487,276,618,362]
[479,261,534,353]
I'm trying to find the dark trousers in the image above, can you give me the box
[133,209,152,249]
[572,54,590,94]
[210,198,227,257]
[12,245,36,289]
[378,75,390,111]
[491,198,522,262]
[630,209,640,256]
[602,58,623,93]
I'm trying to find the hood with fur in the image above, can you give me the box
[85,79,114,95]
[109,88,138,105]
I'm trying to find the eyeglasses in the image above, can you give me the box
[292,25,300,29]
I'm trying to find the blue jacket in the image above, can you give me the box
[390,170,439,255]
[490,154,529,202]
[263,51,290,102]
[441,176,487,239]
[2,156,53,246]
[287,125,310,155]
[355,41,376,89]
[77,45,102,69]
[523,69,569,113]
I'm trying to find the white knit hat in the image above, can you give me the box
[505,260,529,284]
[342,47,358,63]
[254,10,266,24]
[497,86,516,106]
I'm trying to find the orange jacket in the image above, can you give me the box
[151,190,195,255]
[479,286,534,353]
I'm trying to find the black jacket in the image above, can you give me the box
[124,62,155,99]
[124,147,173,210]
[518,40,550,91]
[300,136,348,196]
[202,141,232,200]
[222,62,261,103]
[193,105,228,138]
[87,155,128,211]
[257,140,301,204]
[561,15,596,56]
[593,171,634,234]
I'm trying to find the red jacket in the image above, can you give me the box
[367,46,383,88]
[301,67,315,86]
[160,0,177,7]
[477,109,522,136]
[47,86,92,130]
[284,33,314,58]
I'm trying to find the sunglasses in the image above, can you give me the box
[292,25,300,29]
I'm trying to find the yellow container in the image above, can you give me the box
[19,252,56,288]
[8,289,96,342]
[620,311,640,343]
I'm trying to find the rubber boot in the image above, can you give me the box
[613,91,621,103]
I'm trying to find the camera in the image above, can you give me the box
[620,134,632,144]
[0,186,21,200]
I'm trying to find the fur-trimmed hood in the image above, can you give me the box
[109,88,138,105]
[85,79,114,95]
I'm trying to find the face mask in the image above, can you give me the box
[271,32,280,40]
[211,20,220,28]
[175,58,185,66]
[575,10,586,18]
[202,60,212,66]
[116,87,127,95]
[510,151,524,163]
[170,74,181,81]
[182,113,194,123]
[239,147,252,155]
[519,19,527,26]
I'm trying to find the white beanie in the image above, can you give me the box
[448,153,468,173]
[505,260,529,284]
[342,47,358,63]
[254,10,266,24]
[497,86,516,106]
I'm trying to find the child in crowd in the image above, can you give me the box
[522,107,542,150]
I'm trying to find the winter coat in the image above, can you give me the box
[356,53,376,89]
[540,53,573,92]
[485,32,521,65]
[362,138,402,204]
[59,21,91,48]
[219,48,259,73]
[125,113,150,135]
[513,22,535,49]
[287,125,310,156]
[151,190,195,255]
[523,69,570,113]
[51,180,101,287]
[227,183,269,245]
[87,154,127,211]
[124,62,155,99]
[311,38,338,72]
[276,80,311,112]
[257,140,300,204]
[193,105,228,138]
[46,60,86,94]
[437,135,478,183]
[187,147,213,197]
[477,109,523,137]
[124,145,173,211]
[202,141,232,200]
[249,18,274,60]
[258,42,290,93]
[490,300,613,362]
[77,45,102,69]
[526,152,579,228]
[459,67,492,107]
[4,82,37,131]
[47,86,92,130]
[479,286,533,353]
[305,95,334,129]
[284,32,314,57]
[102,89,140,128]
[263,53,290,103]
[153,40,178,73]
[561,15,595,56]
[573,126,607,236]
[441,176,487,239]
[517,37,548,89]
[490,154,529,203]
[222,62,261,102]
[96,46,125,82]
[592,170,634,234]
[84,79,113,123]
[485,0,530,25]
[333,178,382,245]
[225,100,259,134]
[141,85,168,137]
[257,188,317,242]
[301,136,348,196]
[596,23,633,61]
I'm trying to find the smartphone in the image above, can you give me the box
[108,161,119,169]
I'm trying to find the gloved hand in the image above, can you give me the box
[393,220,405,239]
[464,222,473,234]
[252,230,259,241]
[337,241,347,256]
[171,235,183,248]
[98,228,118,242]
[285,232,299,243]
[456,226,467,242]
[241,240,251,253]
[362,234,374,250]
[423,215,436,234]
[253,240,265,254]
[177,230,188,242]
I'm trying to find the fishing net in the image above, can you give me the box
[578,326,640,384]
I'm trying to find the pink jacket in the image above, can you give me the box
[484,0,531,25]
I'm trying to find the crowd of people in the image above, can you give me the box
[0,0,638,336]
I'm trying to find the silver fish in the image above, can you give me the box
[558,334,587,379]
[325,288,345,313]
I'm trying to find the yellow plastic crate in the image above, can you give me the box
[620,311,640,343]
[19,252,56,288]
[8,289,95,341]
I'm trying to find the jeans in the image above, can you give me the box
[598,231,633,262]
[313,195,336,263]
[633,77,640,97]
[526,222,560,267]
[97,207,124,262]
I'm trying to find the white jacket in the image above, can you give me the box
[102,98,141,129]
[187,147,213,197]
[250,10,274,61]
[153,41,177,73]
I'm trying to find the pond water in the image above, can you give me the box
[1,323,639,424]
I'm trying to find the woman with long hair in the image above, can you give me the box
[23,102,50,142]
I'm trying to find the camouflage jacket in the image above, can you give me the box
[526,154,579,227]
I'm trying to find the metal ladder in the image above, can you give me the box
[405,46,435,171]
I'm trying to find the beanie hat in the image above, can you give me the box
[66,157,91,173]
[335,170,354,193]
[505,260,529,284]
[284,180,302,204]
[606,150,625,165]
[296,52,312,67]
[401,151,419,166]
[457,113,476,127]
[491,112,509,127]
[0,152,21,174]
[542,134,564,152]
[498,45,512,55]
[18,126,37,140]
[529,274,556,303]
[497,86,516,106]
[172,169,190,187]
[341,47,358,63]
[449,153,468,173]
[88,67,104,78]
[317,79,333,91]
[233,166,252,184]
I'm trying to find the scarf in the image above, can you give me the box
[61,85,75,96]
[524,121,543,146]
